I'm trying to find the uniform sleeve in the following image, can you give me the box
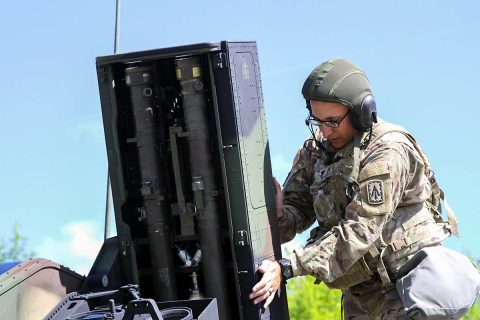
[277,144,317,244]
[287,139,423,282]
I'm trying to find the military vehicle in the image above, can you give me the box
[0,41,290,320]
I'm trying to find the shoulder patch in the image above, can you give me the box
[367,180,384,204]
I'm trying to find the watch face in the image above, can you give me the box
[279,258,293,280]
[285,268,292,279]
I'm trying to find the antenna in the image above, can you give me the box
[114,0,120,54]
[105,0,120,239]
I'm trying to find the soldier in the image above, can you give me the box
[249,58,457,319]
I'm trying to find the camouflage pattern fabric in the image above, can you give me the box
[343,282,408,319]
[278,119,452,319]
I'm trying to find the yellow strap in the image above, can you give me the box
[377,246,391,285]
[348,134,361,184]
[368,245,380,258]
[393,130,460,237]
[441,190,460,237]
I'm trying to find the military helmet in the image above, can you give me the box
[302,58,377,131]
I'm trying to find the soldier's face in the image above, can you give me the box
[310,100,357,149]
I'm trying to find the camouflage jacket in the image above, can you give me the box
[279,119,453,289]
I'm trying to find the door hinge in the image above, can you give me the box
[237,230,249,246]
[214,52,227,69]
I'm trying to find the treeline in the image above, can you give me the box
[286,268,480,319]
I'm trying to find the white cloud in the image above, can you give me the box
[63,222,103,260]
[35,220,103,275]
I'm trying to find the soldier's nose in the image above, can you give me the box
[320,125,333,138]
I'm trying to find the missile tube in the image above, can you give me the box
[125,65,177,300]
[175,57,231,320]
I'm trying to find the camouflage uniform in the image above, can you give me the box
[278,119,454,319]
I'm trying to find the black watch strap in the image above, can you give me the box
[277,258,293,281]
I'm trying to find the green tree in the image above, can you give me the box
[0,224,33,262]
[287,275,341,320]
[284,233,480,318]
[286,263,479,320]
[463,302,480,320]
[461,257,480,320]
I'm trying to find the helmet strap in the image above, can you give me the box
[349,134,361,184]
[306,123,325,151]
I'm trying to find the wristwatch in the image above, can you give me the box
[277,258,293,282]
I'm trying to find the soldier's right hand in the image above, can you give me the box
[273,177,284,218]
[249,260,282,309]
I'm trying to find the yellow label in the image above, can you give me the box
[192,66,201,78]
[176,68,182,80]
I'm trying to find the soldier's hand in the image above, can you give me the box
[249,260,282,309]
[273,177,284,218]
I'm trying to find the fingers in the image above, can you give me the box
[251,284,273,305]
[250,262,272,299]
[273,177,285,218]
[253,260,280,292]
[250,260,282,307]
[251,270,270,293]
[273,177,281,192]
[263,288,276,309]
[252,285,277,308]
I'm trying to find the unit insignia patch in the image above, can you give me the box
[367,180,384,204]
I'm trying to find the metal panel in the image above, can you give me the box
[0,258,84,320]
[224,41,288,320]
[89,41,288,320]
[227,42,274,264]
[233,51,267,210]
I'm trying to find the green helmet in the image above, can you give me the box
[302,58,377,131]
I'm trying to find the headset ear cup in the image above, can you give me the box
[355,95,377,131]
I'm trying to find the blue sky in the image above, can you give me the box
[1,1,479,274]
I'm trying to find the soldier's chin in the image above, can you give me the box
[330,139,344,149]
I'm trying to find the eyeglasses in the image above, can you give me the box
[305,110,350,128]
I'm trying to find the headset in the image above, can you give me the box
[305,94,377,132]
[350,94,377,132]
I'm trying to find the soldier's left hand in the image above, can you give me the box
[249,259,282,308]
[273,177,284,218]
